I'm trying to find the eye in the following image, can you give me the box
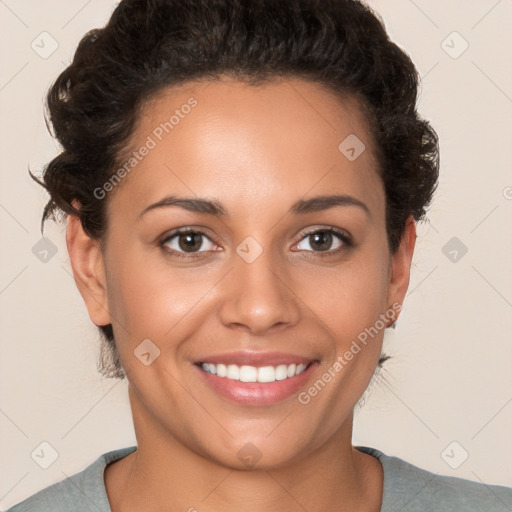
[161,229,217,257]
[294,227,351,254]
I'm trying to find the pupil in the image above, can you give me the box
[310,231,332,251]
[179,233,202,252]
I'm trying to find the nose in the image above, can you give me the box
[218,247,301,335]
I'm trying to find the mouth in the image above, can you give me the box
[194,352,319,406]
[197,361,310,383]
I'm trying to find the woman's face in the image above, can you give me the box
[70,77,415,469]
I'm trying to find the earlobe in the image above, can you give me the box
[66,211,111,328]
[386,216,417,322]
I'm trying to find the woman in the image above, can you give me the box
[7,0,511,510]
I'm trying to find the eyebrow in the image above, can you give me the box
[137,193,370,220]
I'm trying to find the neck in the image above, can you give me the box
[105,386,383,512]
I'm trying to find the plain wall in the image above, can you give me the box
[1,0,511,508]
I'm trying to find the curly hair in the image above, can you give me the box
[31,0,439,379]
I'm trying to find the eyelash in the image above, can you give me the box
[159,226,353,260]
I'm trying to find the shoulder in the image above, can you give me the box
[355,445,512,512]
[5,446,137,512]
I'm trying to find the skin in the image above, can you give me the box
[66,77,416,511]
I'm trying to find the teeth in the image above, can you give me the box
[275,364,288,380]
[296,363,307,374]
[200,362,309,382]
[258,366,276,383]
[226,364,240,380]
[240,365,258,382]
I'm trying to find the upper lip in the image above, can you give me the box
[196,351,316,367]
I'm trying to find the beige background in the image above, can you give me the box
[1,0,511,508]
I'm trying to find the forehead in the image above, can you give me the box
[108,77,384,221]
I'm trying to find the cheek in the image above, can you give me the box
[306,249,390,342]
[105,247,222,348]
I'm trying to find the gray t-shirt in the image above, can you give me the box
[5,445,512,511]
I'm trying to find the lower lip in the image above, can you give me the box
[195,362,319,406]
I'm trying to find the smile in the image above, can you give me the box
[194,352,319,406]
[199,362,309,383]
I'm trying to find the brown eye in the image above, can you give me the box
[177,232,203,252]
[161,230,216,255]
[308,231,333,251]
[295,228,351,253]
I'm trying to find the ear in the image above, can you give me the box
[386,216,416,322]
[66,206,111,327]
